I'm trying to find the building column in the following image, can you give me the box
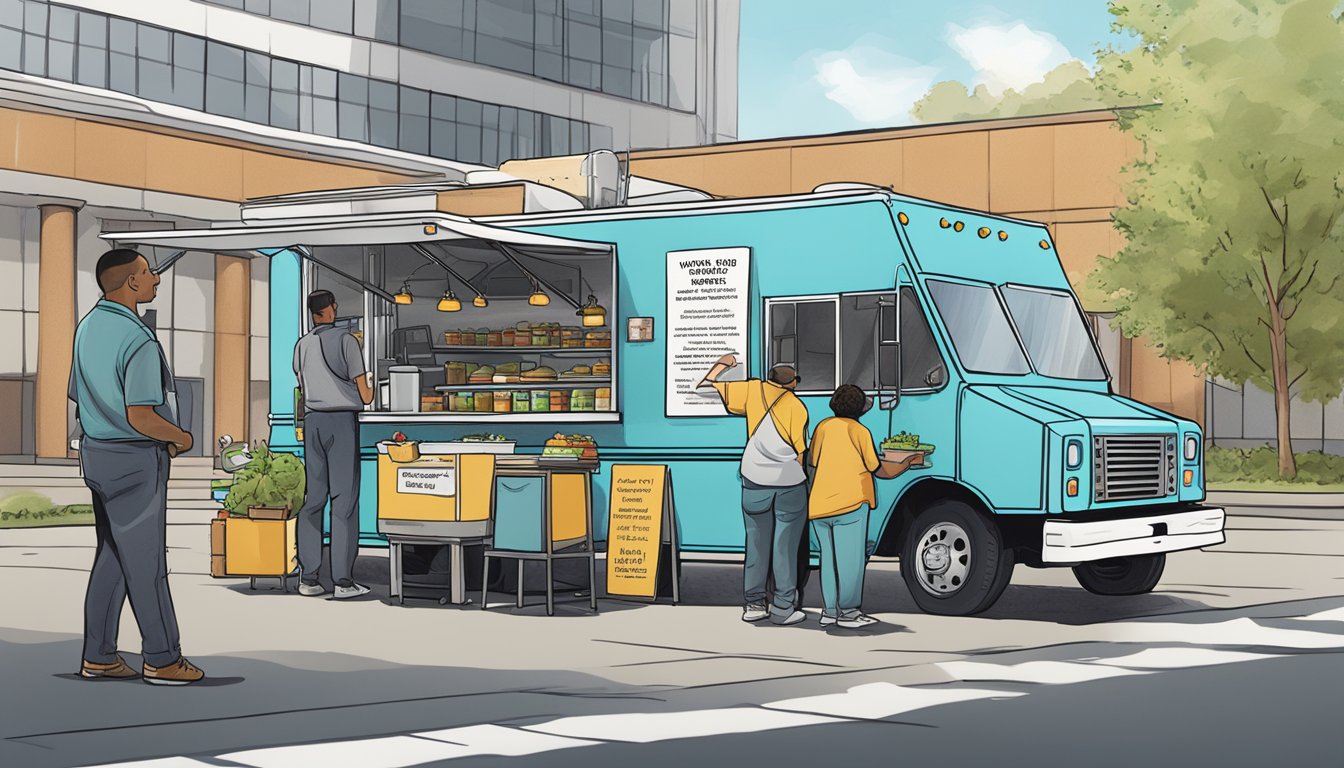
[36,204,80,459]
[214,254,251,448]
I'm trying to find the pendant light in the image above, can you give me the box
[437,289,461,312]
[528,286,551,306]
[576,293,607,327]
[472,294,488,308]
[393,283,413,305]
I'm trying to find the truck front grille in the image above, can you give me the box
[1093,435,1174,503]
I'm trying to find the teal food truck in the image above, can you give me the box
[105,180,1225,616]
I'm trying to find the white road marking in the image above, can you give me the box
[415,724,598,755]
[523,707,843,743]
[1086,648,1275,669]
[220,735,480,768]
[80,760,217,768]
[937,660,1150,685]
[1293,606,1344,623]
[763,682,1022,719]
[1109,618,1344,649]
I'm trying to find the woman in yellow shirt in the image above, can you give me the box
[808,384,922,628]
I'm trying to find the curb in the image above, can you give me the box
[1206,490,1344,509]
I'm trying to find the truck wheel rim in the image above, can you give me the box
[914,522,971,596]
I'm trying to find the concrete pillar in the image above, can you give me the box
[36,204,79,459]
[214,254,251,447]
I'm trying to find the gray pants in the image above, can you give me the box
[81,438,181,668]
[298,410,361,586]
[741,479,808,619]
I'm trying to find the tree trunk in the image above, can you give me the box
[1266,300,1297,480]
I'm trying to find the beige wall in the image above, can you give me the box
[35,205,77,459]
[0,106,423,202]
[630,111,1205,427]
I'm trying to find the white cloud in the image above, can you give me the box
[947,21,1073,95]
[812,43,939,124]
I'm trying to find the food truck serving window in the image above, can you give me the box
[765,290,946,395]
[304,238,616,420]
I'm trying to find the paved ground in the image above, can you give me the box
[1,508,1342,768]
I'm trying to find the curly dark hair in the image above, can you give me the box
[829,384,868,419]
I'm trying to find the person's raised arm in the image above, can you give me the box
[699,353,738,387]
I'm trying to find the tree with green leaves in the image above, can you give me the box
[912,61,1111,123]
[1094,0,1344,479]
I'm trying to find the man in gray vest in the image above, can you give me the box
[70,248,204,685]
[293,289,374,598]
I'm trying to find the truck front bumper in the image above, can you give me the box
[1041,506,1225,564]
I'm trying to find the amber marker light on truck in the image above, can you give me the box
[953,221,965,232]
[939,217,951,228]
[978,227,991,238]
[423,224,437,235]
[1039,239,1052,249]
[898,212,909,225]
[1184,469,1194,486]
[1067,478,1079,497]
[998,231,1008,241]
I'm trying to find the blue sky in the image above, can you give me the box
[738,1,1133,139]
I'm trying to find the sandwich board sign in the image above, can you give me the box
[605,464,681,603]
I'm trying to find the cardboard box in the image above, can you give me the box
[210,518,226,557]
[247,506,292,521]
[210,555,227,578]
[224,517,297,576]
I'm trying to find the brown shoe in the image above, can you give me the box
[142,657,205,686]
[80,655,139,679]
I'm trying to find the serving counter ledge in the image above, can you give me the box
[359,412,621,424]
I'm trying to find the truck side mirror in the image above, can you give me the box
[925,365,946,388]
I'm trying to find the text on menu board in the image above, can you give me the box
[396,466,456,497]
[665,247,751,417]
[605,464,667,599]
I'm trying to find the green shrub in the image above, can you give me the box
[222,442,306,515]
[0,493,94,527]
[1205,445,1344,485]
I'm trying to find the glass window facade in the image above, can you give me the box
[4,0,611,165]
[195,0,694,111]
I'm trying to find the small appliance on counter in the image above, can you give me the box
[389,366,423,412]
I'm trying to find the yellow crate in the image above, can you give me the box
[224,517,297,577]
[377,453,495,523]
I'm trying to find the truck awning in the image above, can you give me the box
[99,212,607,253]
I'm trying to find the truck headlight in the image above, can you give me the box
[1065,438,1083,470]
[1184,435,1199,461]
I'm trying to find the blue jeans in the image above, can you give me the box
[813,507,869,619]
[741,479,808,620]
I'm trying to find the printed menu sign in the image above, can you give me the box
[665,247,751,417]
[396,466,456,497]
[605,464,679,602]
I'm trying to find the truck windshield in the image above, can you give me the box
[926,279,1031,375]
[1001,285,1107,380]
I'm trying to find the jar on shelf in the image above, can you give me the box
[474,391,494,413]
[530,390,550,412]
[515,322,531,346]
[444,330,462,346]
[487,330,502,347]
[595,387,611,412]
[531,327,549,347]
[571,389,595,411]
[550,389,568,412]
[474,328,489,346]
[502,329,515,346]
[493,391,512,413]
[451,392,474,411]
[512,391,531,413]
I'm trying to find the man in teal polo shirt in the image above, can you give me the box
[68,248,204,685]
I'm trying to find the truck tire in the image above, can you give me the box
[901,499,1015,616]
[1072,554,1165,596]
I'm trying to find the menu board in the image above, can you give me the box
[665,247,751,417]
[605,464,680,602]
